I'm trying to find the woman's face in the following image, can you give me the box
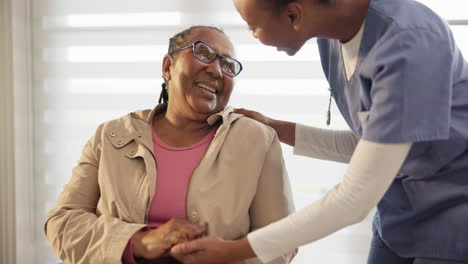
[163,28,236,120]
[234,0,311,55]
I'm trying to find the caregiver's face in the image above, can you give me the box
[234,0,307,55]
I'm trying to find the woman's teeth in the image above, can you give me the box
[197,83,217,93]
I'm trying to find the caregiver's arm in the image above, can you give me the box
[247,139,412,263]
[171,139,412,264]
[294,124,359,163]
[234,109,359,163]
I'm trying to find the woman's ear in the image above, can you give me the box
[162,54,173,81]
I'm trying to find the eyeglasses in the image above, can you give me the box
[169,40,243,78]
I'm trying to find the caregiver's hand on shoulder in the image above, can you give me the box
[133,218,206,260]
[234,108,296,146]
[234,108,272,126]
[170,236,256,264]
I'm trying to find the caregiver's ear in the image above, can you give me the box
[285,1,304,30]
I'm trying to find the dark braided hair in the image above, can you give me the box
[158,82,169,104]
[158,26,226,104]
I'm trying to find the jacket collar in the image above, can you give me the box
[104,104,242,153]
[134,103,239,126]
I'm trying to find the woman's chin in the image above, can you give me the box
[190,101,219,117]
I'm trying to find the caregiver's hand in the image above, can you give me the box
[234,108,272,126]
[133,218,206,260]
[170,236,256,264]
[234,108,296,146]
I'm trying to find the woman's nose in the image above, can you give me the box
[206,58,223,78]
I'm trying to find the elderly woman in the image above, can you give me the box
[44,25,296,264]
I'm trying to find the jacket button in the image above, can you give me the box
[117,140,123,145]
[130,150,136,155]
[191,211,198,219]
[110,132,116,137]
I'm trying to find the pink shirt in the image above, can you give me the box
[123,127,216,264]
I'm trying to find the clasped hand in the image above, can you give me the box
[132,218,207,260]
[132,218,236,264]
[171,236,235,264]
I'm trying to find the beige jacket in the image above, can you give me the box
[44,105,296,264]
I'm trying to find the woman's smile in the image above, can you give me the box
[194,81,218,99]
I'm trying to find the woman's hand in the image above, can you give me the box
[132,218,206,260]
[170,236,256,264]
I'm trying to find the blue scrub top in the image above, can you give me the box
[317,0,468,260]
